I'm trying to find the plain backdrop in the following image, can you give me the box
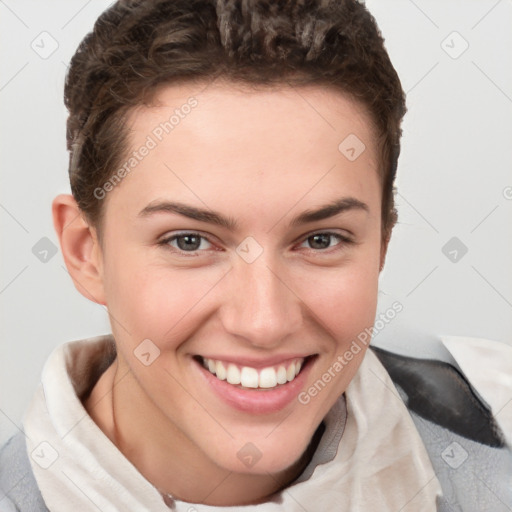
[1,0,511,446]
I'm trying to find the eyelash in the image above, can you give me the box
[157,231,354,257]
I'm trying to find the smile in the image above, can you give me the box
[200,356,304,389]
[194,354,316,414]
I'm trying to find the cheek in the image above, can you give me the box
[296,254,380,390]
[296,258,380,340]
[334,271,378,335]
[286,259,380,432]
[103,253,228,345]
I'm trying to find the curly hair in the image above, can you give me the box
[65,0,406,240]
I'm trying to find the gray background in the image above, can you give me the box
[1,0,511,446]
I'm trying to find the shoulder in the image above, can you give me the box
[370,338,512,511]
[0,432,49,512]
[370,342,506,446]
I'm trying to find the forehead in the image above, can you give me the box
[105,81,381,224]
[135,80,378,156]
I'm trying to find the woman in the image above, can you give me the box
[1,1,510,510]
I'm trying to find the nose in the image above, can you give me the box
[220,253,303,349]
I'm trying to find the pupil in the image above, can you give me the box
[310,234,330,249]
[178,235,200,251]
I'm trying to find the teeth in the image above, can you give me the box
[286,363,296,382]
[226,364,241,385]
[202,357,305,390]
[216,361,227,380]
[259,367,277,388]
[276,365,287,385]
[240,367,259,388]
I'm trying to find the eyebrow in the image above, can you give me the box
[138,197,369,231]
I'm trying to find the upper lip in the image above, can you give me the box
[195,354,315,369]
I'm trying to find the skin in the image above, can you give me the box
[53,80,388,506]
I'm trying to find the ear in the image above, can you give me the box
[52,194,106,305]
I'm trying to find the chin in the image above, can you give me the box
[208,425,318,478]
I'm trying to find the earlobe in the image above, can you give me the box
[52,194,106,305]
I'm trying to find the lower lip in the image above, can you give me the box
[196,358,314,414]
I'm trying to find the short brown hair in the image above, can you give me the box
[65,0,406,239]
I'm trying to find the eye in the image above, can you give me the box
[298,232,352,252]
[158,232,214,254]
[158,230,353,257]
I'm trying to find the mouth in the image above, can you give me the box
[193,354,317,414]
[195,355,311,390]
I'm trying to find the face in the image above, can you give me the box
[95,80,383,477]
